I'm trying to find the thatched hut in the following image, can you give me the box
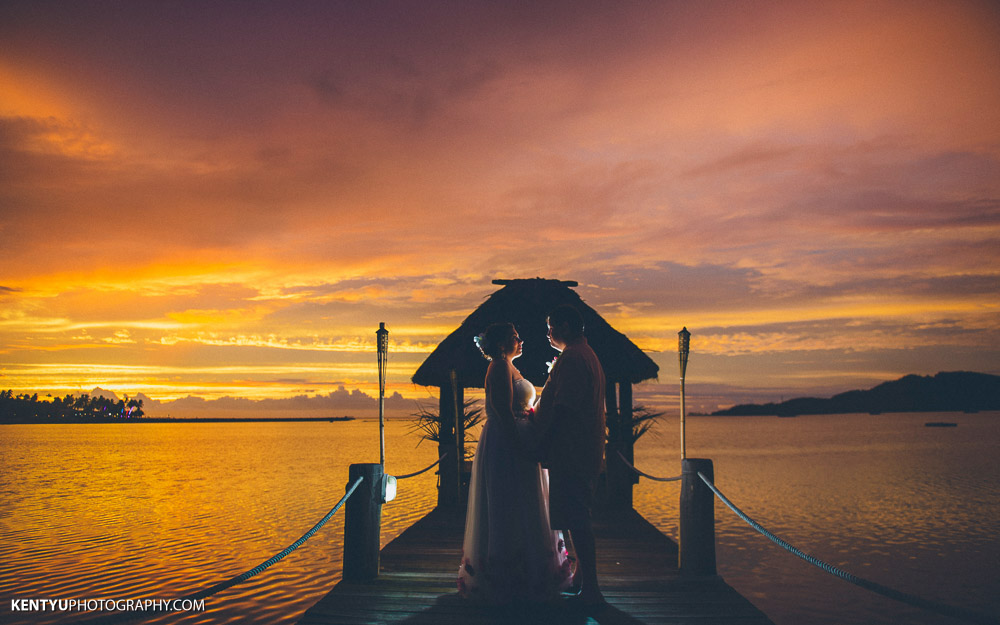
[412,278,659,509]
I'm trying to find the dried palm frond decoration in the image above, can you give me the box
[410,399,484,460]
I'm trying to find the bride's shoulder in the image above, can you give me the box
[487,358,515,378]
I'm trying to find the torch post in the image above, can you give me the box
[377,322,389,467]
[679,327,690,460]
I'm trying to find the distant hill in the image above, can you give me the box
[711,371,1000,416]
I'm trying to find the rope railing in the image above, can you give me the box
[75,475,365,625]
[697,471,999,625]
[394,451,449,480]
[616,450,683,482]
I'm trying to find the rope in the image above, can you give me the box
[697,472,999,625]
[616,450,682,482]
[74,475,365,625]
[394,451,449,480]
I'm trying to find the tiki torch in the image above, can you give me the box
[679,327,690,459]
[377,322,389,467]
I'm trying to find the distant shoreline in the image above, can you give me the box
[710,371,1000,417]
[1,416,356,425]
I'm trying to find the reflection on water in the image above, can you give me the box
[1,413,998,624]
[634,412,1000,625]
[0,421,440,625]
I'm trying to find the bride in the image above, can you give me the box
[457,322,573,603]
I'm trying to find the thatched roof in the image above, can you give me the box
[412,278,660,389]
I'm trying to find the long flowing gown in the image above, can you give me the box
[457,378,573,603]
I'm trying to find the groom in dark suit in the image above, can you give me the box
[535,304,606,609]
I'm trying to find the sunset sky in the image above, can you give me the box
[2,1,999,416]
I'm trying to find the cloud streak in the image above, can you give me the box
[1,0,998,410]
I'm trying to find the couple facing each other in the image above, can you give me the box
[457,305,606,610]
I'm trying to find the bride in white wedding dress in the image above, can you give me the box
[457,323,573,603]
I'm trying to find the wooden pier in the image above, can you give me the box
[297,505,774,625]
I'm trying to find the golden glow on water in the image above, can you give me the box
[2,414,998,625]
[633,412,1000,624]
[0,420,440,625]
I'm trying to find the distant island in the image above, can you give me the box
[0,390,355,424]
[712,371,1000,416]
[1,389,148,424]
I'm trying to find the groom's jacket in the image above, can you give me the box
[535,337,606,477]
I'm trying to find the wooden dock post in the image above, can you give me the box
[680,457,717,576]
[343,463,384,581]
[436,382,461,508]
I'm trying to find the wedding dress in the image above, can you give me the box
[457,378,573,603]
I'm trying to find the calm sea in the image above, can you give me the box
[1,412,997,624]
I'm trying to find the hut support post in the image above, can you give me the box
[450,370,465,505]
[618,382,634,508]
[679,458,716,576]
[605,381,631,510]
[437,384,459,508]
[343,463,384,581]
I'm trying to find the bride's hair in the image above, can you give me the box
[474,322,516,361]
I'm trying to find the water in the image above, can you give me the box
[2,413,998,624]
[0,420,441,625]
[634,412,1000,625]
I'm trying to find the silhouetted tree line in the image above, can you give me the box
[712,371,1000,417]
[0,390,145,424]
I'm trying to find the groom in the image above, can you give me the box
[534,304,606,609]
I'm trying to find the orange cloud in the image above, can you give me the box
[1,1,998,408]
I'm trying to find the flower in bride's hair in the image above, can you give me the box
[473,332,486,350]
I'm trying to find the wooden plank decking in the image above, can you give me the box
[297,507,775,625]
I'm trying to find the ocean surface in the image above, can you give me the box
[1,412,998,624]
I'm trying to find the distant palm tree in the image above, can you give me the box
[126,397,144,418]
[73,394,91,415]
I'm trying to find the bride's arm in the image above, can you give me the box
[486,360,521,445]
